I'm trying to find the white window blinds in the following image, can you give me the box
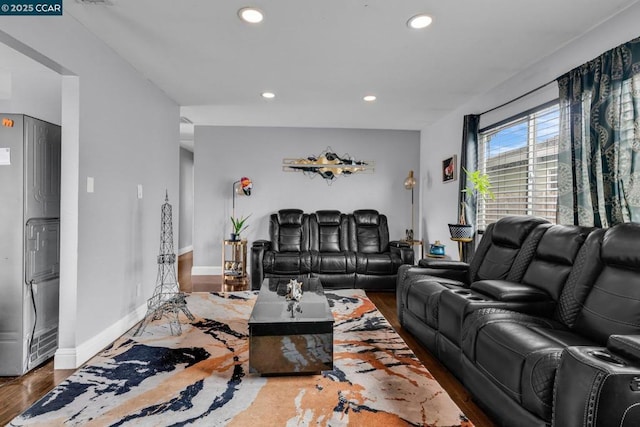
[478,102,559,229]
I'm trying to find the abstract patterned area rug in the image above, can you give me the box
[10,290,473,426]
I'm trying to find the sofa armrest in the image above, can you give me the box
[403,259,469,286]
[389,240,410,248]
[408,259,469,284]
[251,241,270,290]
[470,280,552,302]
[554,343,640,427]
[252,239,271,250]
[418,258,470,270]
[608,335,640,363]
[390,241,414,264]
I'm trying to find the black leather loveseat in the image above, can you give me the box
[251,209,414,291]
[397,215,640,427]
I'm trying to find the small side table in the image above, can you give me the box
[401,239,424,263]
[451,237,473,261]
[223,239,249,289]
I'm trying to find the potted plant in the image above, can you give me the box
[230,214,251,241]
[448,167,494,240]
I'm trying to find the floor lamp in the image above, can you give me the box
[232,176,252,219]
[404,170,416,241]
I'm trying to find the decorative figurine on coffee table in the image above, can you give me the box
[286,279,303,301]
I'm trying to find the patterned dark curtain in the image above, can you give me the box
[458,114,480,262]
[557,37,640,227]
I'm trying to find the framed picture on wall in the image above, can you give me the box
[442,155,457,182]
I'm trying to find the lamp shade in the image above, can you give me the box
[238,176,252,196]
[404,170,416,189]
[232,177,252,219]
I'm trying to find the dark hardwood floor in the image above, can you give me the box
[0,361,74,425]
[367,292,496,427]
[0,253,495,426]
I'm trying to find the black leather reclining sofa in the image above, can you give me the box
[251,209,414,291]
[397,215,640,427]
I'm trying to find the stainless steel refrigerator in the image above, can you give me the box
[0,114,61,376]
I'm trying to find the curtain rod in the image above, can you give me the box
[479,79,556,116]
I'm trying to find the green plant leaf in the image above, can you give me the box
[230,214,251,234]
[462,167,494,200]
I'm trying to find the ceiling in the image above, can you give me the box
[7,1,640,132]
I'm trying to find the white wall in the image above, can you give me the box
[179,147,194,254]
[0,69,61,124]
[420,2,640,260]
[0,13,180,367]
[193,126,420,273]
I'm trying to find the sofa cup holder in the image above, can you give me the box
[588,350,626,366]
[453,290,472,295]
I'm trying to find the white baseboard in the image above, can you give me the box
[54,302,147,370]
[54,348,78,370]
[178,245,193,256]
[192,266,222,276]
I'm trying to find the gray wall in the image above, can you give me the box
[0,44,61,124]
[419,1,640,260]
[179,147,194,253]
[193,126,420,273]
[1,13,179,365]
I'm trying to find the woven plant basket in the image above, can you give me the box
[448,223,473,240]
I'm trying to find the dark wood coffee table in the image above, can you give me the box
[248,277,334,375]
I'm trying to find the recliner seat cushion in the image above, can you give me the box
[461,309,595,422]
[355,252,402,274]
[277,209,304,225]
[270,209,309,252]
[311,210,347,252]
[312,251,355,274]
[573,223,640,343]
[315,210,342,225]
[319,225,341,252]
[256,209,410,291]
[474,245,521,280]
[349,209,390,254]
[449,229,609,425]
[263,251,311,275]
[356,227,381,254]
[469,216,549,283]
[396,216,550,357]
[278,226,305,252]
[309,211,354,274]
[552,229,606,328]
[352,209,380,226]
[491,216,547,248]
[518,225,592,300]
[396,219,640,427]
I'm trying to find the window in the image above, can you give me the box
[477,102,559,230]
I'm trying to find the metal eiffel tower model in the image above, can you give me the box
[134,191,194,336]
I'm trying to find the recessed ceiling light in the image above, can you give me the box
[407,14,432,29]
[261,92,275,99]
[238,7,264,24]
[363,95,377,102]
